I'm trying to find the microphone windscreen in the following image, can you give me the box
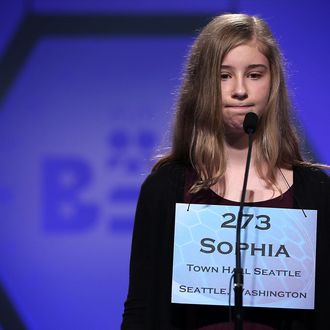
[243,112,258,134]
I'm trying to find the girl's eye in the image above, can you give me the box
[248,72,262,79]
[220,73,231,80]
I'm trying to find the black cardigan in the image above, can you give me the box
[121,163,330,330]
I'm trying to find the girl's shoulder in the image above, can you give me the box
[294,165,330,184]
[141,161,188,196]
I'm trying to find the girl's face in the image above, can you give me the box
[220,40,271,134]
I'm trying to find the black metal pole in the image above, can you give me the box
[233,131,254,330]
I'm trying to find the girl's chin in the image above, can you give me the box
[224,123,245,134]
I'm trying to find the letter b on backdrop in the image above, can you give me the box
[42,158,98,232]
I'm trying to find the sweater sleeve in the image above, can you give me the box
[294,167,330,328]
[121,163,186,329]
[121,175,154,329]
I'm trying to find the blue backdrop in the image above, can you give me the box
[0,0,329,329]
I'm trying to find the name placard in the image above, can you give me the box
[171,203,317,309]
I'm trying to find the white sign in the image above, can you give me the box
[171,203,317,309]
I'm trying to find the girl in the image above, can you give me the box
[122,13,330,329]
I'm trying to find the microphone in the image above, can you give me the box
[233,112,258,330]
[243,112,258,134]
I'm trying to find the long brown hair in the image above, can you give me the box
[153,13,318,192]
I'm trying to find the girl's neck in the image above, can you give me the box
[224,132,255,167]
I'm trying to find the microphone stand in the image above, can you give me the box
[233,129,254,330]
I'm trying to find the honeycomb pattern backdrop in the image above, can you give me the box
[0,0,329,329]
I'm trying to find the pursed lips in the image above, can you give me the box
[225,104,254,108]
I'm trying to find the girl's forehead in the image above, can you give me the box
[222,42,269,67]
